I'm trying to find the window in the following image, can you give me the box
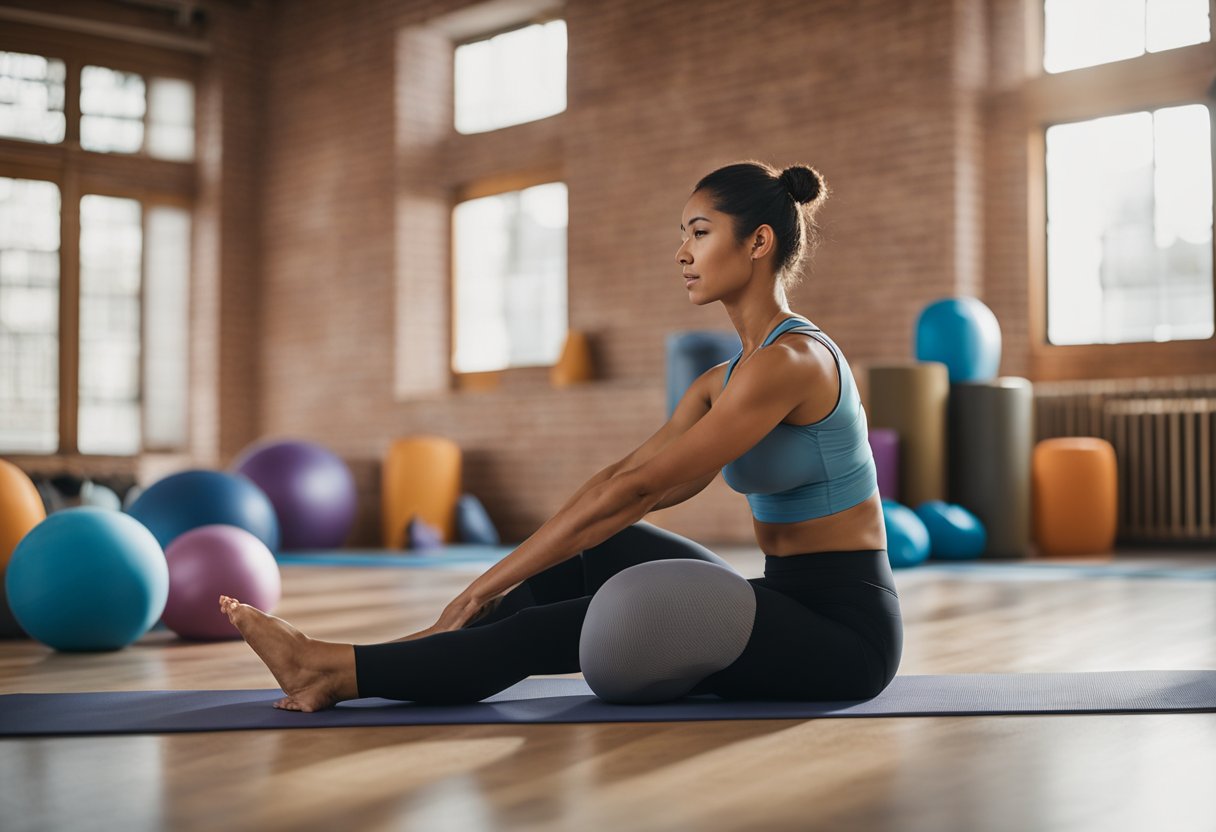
[1044,0,1210,73]
[454,20,566,134]
[0,51,65,144]
[1046,105,1213,344]
[1036,1,1213,355]
[0,39,197,455]
[81,65,195,160]
[452,182,568,373]
[0,177,60,452]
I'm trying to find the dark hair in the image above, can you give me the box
[693,161,828,288]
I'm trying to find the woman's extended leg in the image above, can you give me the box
[465,521,733,629]
[221,592,593,709]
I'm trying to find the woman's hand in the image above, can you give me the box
[392,591,498,642]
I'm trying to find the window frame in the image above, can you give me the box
[1018,3,1216,379]
[449,166,567,389]
[0,22,199,456]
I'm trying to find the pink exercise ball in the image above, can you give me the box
[162,524,282,641]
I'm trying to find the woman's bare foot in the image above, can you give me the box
[219,595,359,712]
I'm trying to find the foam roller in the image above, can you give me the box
[947,378,1034,558]
[866,362,949,507]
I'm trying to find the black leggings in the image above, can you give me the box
[353,522,903,704]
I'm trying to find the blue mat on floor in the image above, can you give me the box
[274,545,514,568]
[275,549,1216,581]
[915,562,1216,581]
[3,671,1214,736]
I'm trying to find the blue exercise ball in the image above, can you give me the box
[882,499,931,569]
[914,297,1002,383]
[914,500,987,560]
[5,508,168,651]
[126,470,280,551]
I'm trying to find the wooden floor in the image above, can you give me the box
[3,547,1216,832]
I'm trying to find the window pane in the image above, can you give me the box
[144,206,190,447]
[147,77,195,161]
[0,51,66,144]
[453,182,568,373]
[455,20,566,134]
[1044,0,1210,73]
[1147,0,1211,52]
[81,65,145,154]
[0,177,60,453]
[1045,105,1213,345]
[79,195,142,454]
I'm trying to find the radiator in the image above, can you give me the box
[1034,376,1216,543]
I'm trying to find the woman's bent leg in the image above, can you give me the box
[467,521,733,629]
[358,596,591,704]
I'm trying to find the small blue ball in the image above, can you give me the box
[5,508,168,651]
[881,499,931,569]
[914,501,987,560]
[914,297,1002,383]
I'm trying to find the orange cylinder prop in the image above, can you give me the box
[1032,437,1118,557]
[382,436,461,548]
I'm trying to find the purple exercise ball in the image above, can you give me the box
[232,439,357,550]
[163,525,282,641]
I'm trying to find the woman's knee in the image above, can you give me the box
[578,559,757,704]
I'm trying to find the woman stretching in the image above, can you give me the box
[220,161,903,711]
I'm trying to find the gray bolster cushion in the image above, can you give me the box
[578,559,757,704]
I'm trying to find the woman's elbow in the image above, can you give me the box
[610,469,662,510]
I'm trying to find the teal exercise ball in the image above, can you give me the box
[5,508,168,651]
[914,297,1002,383]
[882,499,931,568]
[126,470,280,552]
[914,500,987,560]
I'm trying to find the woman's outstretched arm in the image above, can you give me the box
[413,347,814,636]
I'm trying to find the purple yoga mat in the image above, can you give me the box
[868,428,899,500]
[3,671,1214,737]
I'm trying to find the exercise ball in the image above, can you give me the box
[5,508,168,651]
[80,480,122,511]
[232,439,357,551]
[127,470,280,552]
[882,499,931,569]
[914,297,1002,383]
[1,459,46,571]
[163,525,282,640]
[914,500,986,560]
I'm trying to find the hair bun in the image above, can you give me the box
[778,165,821,204]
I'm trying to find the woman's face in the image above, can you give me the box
[676,189,754,305]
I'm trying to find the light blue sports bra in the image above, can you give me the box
[720,316,878,524]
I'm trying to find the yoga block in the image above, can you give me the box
[948,378,1034,558]
[866,362,949,507]
[1032,437,1118,557]
[551,330,594,387]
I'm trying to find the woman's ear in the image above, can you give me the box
[750,224,776,260]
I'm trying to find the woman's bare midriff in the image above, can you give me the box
[755,490,887,557]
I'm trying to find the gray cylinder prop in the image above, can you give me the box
[866,362,950,507]
[948,378,1034,558]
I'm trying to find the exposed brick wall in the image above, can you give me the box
[251,0,999,545]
